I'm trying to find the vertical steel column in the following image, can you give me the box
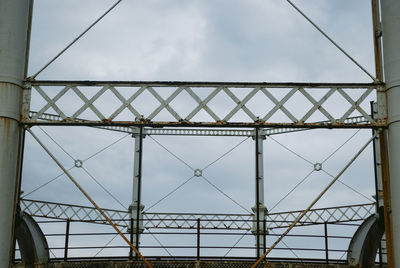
[129,128,144,257]
[0,0,30,266]
[252,129,267,258]
[324,222,329,264]
[197,218,201,261]
[64,219,71,261]
[381,0,400,266]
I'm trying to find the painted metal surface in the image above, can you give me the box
[23,81,382,128]
[28,111,371,136]
[252,129,267,257]
[130,129,144,255]
[381,0,400,266]
[14,211,49,265]
[347,214,385,267]
[0,0,30,267]
[20,199,375,230]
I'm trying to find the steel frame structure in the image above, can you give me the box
[1,0,397,267]
[23,81,385,129]
[20,199,375,231]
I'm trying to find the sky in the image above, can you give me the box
[19,0,379,261]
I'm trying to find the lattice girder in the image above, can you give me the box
[23,81,386,128]
[21,199,375,230]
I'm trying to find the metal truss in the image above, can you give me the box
[21,199,375,230]
[23,81,385,128]
[29,111,369,137]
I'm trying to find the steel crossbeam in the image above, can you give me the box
[28,111,370,137]
[23,81,385,128]
[20,199,375,230]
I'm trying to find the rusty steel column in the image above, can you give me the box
[0,0,30,266]
[252,129,267,258]
[129,128,144,257]
[381,0,400,266]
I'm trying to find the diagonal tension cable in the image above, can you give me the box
[285,0,376,81]
[30,0,123,79]
[82,166,127,209]
[252,132,378,267]
[146,229,174,257]
[22,129,129,198]
[31,127,127,209]
[149,136,194,171]
[268,131,373,203]
[27,127,153,268]
[145,176,196,212]
[201,175,252,214]
[268,135,314,165]
[322,129,361,164]
[224,230,249,257]
[269,169,315,212]
[202,137,250,171]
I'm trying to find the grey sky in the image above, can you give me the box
[21,0,378,260]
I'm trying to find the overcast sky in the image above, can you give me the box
[20,0,378,260]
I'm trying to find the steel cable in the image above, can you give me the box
[149,136,194,171]
[252,132,377,267]
[268,136,314,165]
[22,129,129,199]
[144,176,196,212]
[146,229,174,257]
[285,0,376,81]
[321,130,361,164]
[268,131,374,204]
[269,169,315,212]
[147,135,251,213]
[201,175,252,214]
[30,0,123,79]
[82,166,127,210]
[223,230,249,257]
[321,169,374,202]
[269,229,302,261]
[202,137,250,171]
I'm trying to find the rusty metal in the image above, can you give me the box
[26,128,153,268]
[21,198,376,230]
[251,133,377,267]
[63,219,70,261]
[372,0,383,82]
[379,131,394,266]
[23,81,383,128]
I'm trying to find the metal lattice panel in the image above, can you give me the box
[21,199,375,230]
[267,203,376,229]
[28,111,369,137]
[23,81,384,128]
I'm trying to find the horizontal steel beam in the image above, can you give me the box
[20,199,375,230]
[22,81,386,129]
[28,112,371,136]
[26,80,381,88]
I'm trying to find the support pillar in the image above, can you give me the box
[0,0,30,266]
[381,0,400,266]
[129,128,144,256]
[252,129,267,258]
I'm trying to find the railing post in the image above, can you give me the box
[64,219,71,261]
[263,218,266,254]
[129,218,133,260]
[324,222,329,264]
[197,218,200,261]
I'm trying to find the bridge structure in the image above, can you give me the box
[1,0,399,267]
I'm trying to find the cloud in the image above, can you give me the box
[20,0,378,260]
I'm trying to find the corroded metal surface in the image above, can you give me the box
[23,81,384,128]
[21,199,375,230]
[12,260,360,268]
